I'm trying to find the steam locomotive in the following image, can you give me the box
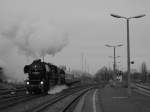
[24,59,65,94]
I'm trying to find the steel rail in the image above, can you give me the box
[26,84,99,112]
[0,94,44,110]
[131,83,150,96]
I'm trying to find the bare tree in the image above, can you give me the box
[94,66,112,82]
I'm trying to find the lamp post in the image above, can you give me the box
[106,44,123,74]
[110,13,145,95]
[108,56,120,72]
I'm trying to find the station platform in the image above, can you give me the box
[99,84,150,112]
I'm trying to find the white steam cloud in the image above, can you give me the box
[1,19,69,57]
[0,17,69,82]
[48,85,68,94]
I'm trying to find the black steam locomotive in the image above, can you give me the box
[24,59,65,94]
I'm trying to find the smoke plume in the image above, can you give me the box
[48,85,68,94]
[0,18,69,82]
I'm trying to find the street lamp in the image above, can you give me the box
[105,44,123,74]
[111,13,146,95]
[109,56,120,71]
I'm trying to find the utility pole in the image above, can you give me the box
[85,55,86,73]
[110,13,146,95]
[81,53,84,72]
[113,47,116,73]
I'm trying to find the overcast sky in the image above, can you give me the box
[0,0,150,81]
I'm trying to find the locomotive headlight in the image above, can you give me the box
[26,81,29,85]
[40,81,44,85]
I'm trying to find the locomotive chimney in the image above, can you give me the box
[42,56,44,62]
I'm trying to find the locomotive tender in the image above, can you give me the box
[24,59,65,94]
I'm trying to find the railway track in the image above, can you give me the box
[0,89,14,95]
[61,84,104,112]
[0,94,44,110]
[0,85,83,112]
[131,83,150,96]
[0,86,43,111]
[0,83,105,112]
[61,89,88,112]
[0,88,26,99]
[30,88,90,112]
[0,85,26,95]
[23,84,102,112]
